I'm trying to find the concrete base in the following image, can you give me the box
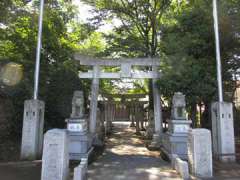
[73,158,88,180]
[21,99,45,160]
[161,133,188,160]
[211,102,236,162]
[172,154,189,179]
[68,132,93,160]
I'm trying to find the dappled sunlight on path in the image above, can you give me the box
[88,121,181,180]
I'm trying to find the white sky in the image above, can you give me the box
[72,0,121,32]
[72,0,93,22]
[72,1,146,90]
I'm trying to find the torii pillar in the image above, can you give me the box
[89,66,100,135]
[150,66,163,148]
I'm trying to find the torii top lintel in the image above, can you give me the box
[74,54,161,79]
[74,54,160,66]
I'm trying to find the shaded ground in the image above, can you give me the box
[0,161,41,180]
[88,122,181,180]
[212,161,240,180]
[0,138,20,162]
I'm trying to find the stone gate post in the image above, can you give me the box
[89,65,100,134]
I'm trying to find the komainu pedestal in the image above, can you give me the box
[161,92,191,160]
[67,91,93,160]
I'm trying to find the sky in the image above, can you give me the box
[72,0,121,32]
[72,0,93,22]
[72,1,144,89]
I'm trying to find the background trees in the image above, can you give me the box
[0,0,240,142]
[81,0,240,128]
[0,0,102,138]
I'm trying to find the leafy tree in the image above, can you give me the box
[81,0,172,108]
[0,0,106,136]
[158,0,240,127]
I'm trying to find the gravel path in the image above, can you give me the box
[88,122,181,180]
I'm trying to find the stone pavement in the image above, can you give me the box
[88,122,181,180]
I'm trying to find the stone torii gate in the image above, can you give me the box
[75,54,163,145]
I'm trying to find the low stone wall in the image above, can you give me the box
[73,158,88,180]
[171,154,189,179]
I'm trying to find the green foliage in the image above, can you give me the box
[0,0,105,136]
[159,2,217,105]
[1,0,240,134]
[82,0,171,57]
[78,32,106,56]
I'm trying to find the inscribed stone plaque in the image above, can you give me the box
[173,124,190,133]
[188,129,212,178]
[41,129,69,180]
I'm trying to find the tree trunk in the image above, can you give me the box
[190,103,197,128]
[201,102,211,129]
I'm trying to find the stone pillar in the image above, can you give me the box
[21,99,45,160]
[152,78,162,134]
[150,66,163,147]
[105,102,112,134]
[129,103,135,127]
[89,66,100,134]
[41,129,69,180]
[140,105,145,130]
[98,105,105,140]
[135,103,141,135]
[211,102,236,162]
[96,109,101,135]
[93,108,104,146]
[146,110,154,139]
[188,129,212,178]
[110,102,115,124]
